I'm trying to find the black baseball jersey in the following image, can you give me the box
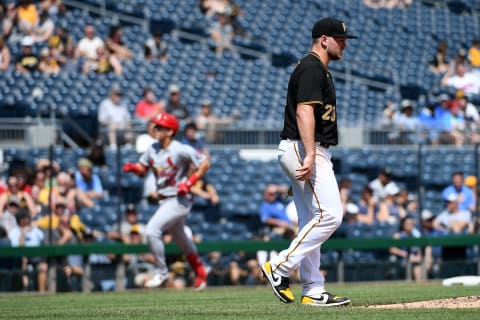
[280,52,338,145]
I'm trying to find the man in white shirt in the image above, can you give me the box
[98,85,133,150]
[442,63,480,96]
[75,24,104,60]
[368,167,400,201]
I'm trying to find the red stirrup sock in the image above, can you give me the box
[186,253,207,278]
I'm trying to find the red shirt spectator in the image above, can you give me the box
[135,87,164,121]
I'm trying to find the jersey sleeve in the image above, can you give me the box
[138,147,152,166]
[297,67,325,106]
[181,144,207,168]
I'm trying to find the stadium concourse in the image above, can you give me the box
[0,0,480,292]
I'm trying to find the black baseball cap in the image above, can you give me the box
[312,17,357,39]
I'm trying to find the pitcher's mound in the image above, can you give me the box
[365,296,480,309]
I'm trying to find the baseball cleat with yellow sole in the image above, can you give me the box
[301,292,350,306]
[260,261,295,303]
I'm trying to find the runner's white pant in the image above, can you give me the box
[271,139,343,297]
[145,196,197,276]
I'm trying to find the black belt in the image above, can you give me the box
[158,194,176,200]
[319,142,330,149]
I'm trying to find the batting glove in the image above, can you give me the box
[177,173,200,196]
[123,162,138,173]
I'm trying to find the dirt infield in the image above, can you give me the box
[365,296,480,309]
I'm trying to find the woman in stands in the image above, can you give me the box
[0,176,37,217]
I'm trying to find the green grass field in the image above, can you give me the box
[0,282,478,320]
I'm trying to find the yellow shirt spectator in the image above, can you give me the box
[36,214,87,239]
[17,3,38,30]
[468,40,480,67]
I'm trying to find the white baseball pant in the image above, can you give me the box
[270,139,343,297]
[145,196,197,276]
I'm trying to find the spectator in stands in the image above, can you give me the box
[433,94,464,146]
[356,185,378,225]
[74,158,104,201]
[392,99,421,143]
[15,36,40,74]
[448,48,470,72]
[455,90,480,141]
[429,40,449,74]
[38,47,61,75]
[396,189,419,218]
[29,182,47,217]
[135,87,165,122]
[468,39,480,68]
[442,171,475,213]
[106,25,132,61]
[379,101,398,129]
[38,171,94,212]
[32,10,54,43]
[444,99,467,146]
[39,0,66,19]
[259,184,297,238]
[418,99,442,145]
[389,215,423,281]
[98,85,133,150]
[16,0,38,36]
[368,167,399,202]
[86,138,107,169]
[0,36,11,72]
[47,23,73,56]
[165,84,190,122]
[32,168,47,198]
[378,101,404,143]
[2,3,21,43]
[15,171,32,194]
[75,24,105,61]
[393,100,419,130]
[195,99,240,142]
[108,203,146,244]
[9,209,47,292]
[0,175,36,218]
[0,198,20,234]
[210,12,234,55]
[377,183,407,225]
[82,44,123,75]
[35,158,60,188]
[224,0,245,37]
[136,121,156,154]
[36,199,91,243]
[144,30,168,62]
[433,193,472,261]
[456,90,479,124]
[441,61,480,96]
[199,0,229,17]
[181,122,208,156]
[363,0,412,9]
[190,174,220,221]
[335,202,359,238]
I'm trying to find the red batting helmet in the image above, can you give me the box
[151,112,179,133]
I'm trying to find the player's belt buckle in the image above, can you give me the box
[319,142,330,149]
